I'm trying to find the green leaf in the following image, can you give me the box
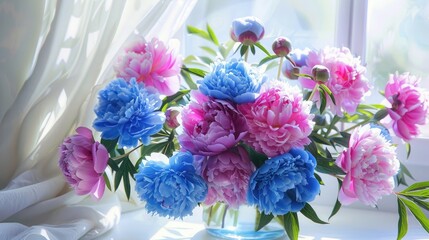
[138,142,168,166]
[182,67,207,78]
[180,69,198,90]
[400,162,415,180]
[255,211,274,231]
[123,170,131,200]
[103,172,112,191]
[233,43,243,56]
[219,40,236,59]
[199,56,214,65]
[283,212,299,240]
[108,158,119,171]
[101,138,118,154]
[206,24,219,46]
[408,197,429,211]
[329,179,343,220]
[400,197,429,233]
[330,137,349,147]
[314,172,324,185]
[258,55,279,66]
[300,203,328,224]
[319,84,336,105]
[401,181,429,193]
[325,115,340,136]
[397,197,408,240]
[254,42,271,56]
[240,45,249,57]
[340,131,351,139]
[405,142,411,159]
[161,89,191,111]
[200,46,217,56]
[310,133,331,145]
[305,143,344,175]
[358,104,386,110]
[187,25,210,40]
[114,168,123,191]
[240,143,268,168]
[373,108,388,121]
[250,45,256,55]
[319,88,327,114]
[400,189,429,198]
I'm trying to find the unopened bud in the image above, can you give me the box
[312,65,330,83]
[272,37,292,57]
[165,107,181,129]
[231,16,265,46]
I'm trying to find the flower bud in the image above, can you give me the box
[311,65,330,83]
[282,59,300,79]
[231,16,264,45]
[165,107,181,129]
[272,37,292,57]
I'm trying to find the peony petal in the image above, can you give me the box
[338,187,357,205]
[75,127,93,140]
[93,142,109,173]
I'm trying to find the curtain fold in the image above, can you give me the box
[0,0,197,239]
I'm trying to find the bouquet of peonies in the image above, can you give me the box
[59,16,429,239]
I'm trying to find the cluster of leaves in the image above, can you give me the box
[396,182,429,239]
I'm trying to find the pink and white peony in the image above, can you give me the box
[114,37,181,96]
[238,81,314,157]
[336,125,400,206]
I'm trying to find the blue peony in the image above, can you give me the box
[93,78,165,148]
[134,152,208,219]
[198,59,265,104]
[247,148,320,215]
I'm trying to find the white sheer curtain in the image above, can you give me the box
[0,0,196,239]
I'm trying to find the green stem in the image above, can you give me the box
[277,57,284,80]
[329,118,372,138]
[111,143,143,161]
[244,48,249,62]
[221,205,229,228]
[307,83,319,101]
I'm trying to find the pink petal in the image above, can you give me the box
[76,127,93,140]
[93,142,109,173]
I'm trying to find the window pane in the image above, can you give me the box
[366,0,429,136]
[183,0,339,55]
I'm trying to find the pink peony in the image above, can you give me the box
[384,72,429,141]
[114,37,181,96]
[298,47,371,116]
[200,146,255,208]
[179,91,248,156]
[238,82,314,157]
[59,127,109,199]
[336,125,399,206]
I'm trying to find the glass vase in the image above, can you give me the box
[203,202,285,239]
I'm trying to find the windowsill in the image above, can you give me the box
[98,204,427,239]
